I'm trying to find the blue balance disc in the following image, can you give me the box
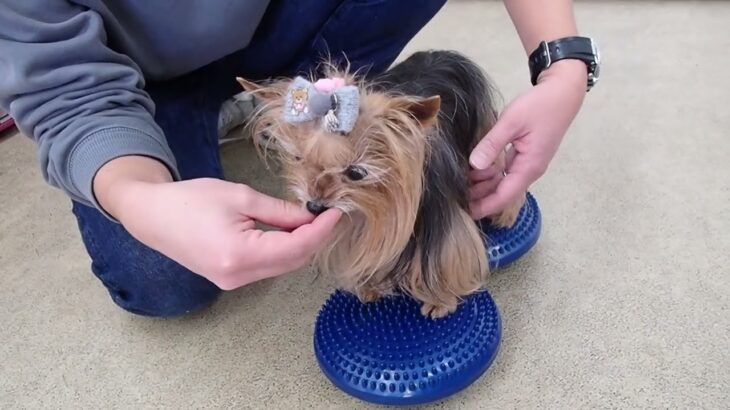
[479,192,542,270]
[314,290,501,406]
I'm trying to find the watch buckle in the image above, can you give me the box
[540,40,551,70]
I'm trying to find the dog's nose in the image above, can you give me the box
[306,200,329,215]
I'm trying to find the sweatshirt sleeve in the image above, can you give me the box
[0,1,180,218]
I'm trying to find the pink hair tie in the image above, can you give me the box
[313,77,346,93]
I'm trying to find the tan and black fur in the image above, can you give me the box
[237,50,525,318]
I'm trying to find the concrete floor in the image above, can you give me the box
[1,1,729,408]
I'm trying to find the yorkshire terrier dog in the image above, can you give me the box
[237,50,525,318]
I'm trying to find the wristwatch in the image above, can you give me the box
[528,36,601,91]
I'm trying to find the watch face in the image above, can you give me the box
[588,38,601,89]
[591,38,601,66]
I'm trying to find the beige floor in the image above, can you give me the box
[2,1,729,409]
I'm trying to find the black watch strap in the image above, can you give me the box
[528,36,600,90]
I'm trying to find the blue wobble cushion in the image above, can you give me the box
[479,192,542,270]
[314,290,501,406]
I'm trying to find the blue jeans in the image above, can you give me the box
[71,0,447,317]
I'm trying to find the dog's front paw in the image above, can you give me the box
[420,302,457,319]
[357,289,380,304]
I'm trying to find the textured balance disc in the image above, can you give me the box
[479,192,542,270]
[314,290,501,406]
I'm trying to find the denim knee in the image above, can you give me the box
[72,201,221,317]
[90,254,222,318]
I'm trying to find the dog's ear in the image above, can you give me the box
[235,77,282,102]
[235,77,261,93]
[403,95,441,128]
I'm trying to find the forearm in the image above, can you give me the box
[503,0,587,88]
[93,156,173,221]
[503,0,579,55]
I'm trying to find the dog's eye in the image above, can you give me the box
[344,165,368,181]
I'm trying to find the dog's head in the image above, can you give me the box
[238,73,441,279]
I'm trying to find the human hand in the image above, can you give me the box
[469,59,587,219]
[94,157,342,290]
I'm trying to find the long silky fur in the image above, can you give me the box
[238,50,511,317]
[369,50,499,316]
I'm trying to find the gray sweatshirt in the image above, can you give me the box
[0,0,270,214]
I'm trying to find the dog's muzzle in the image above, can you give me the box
[306,200,329,215]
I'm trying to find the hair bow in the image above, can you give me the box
[283,76,360,134]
